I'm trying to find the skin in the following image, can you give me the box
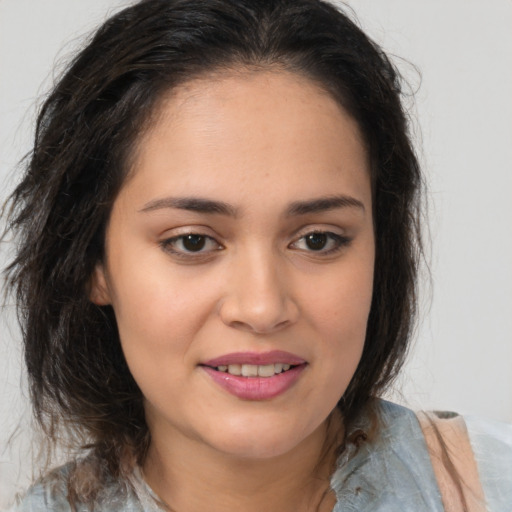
[91,70,375,512]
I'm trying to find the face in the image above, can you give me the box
[91,71,375,461]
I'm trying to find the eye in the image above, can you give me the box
[160,233,222,256]
[290,231,351,254]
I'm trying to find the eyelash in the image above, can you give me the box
[160,234,223,258]
[289,231,352,255]
[159,231,351,258]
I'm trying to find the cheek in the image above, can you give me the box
[106,262,216,377]
[316,294,371,407]
[302,254,374,371]
[308,262,373,329]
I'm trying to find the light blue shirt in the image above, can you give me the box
[9,401,512,511]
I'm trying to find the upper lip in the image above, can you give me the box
[202,350,306,367]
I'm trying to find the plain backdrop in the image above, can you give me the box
[1,0,511,506]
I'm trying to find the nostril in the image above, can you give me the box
[229,320,248,330]
[226,317,292,335]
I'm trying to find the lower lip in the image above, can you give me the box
[201,364,306,400]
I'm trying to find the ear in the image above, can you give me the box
[89,263,112,305]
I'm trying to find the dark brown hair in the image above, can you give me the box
[3,0,423,496]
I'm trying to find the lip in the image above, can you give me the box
[201,363,307,401]
[202,350,306,367]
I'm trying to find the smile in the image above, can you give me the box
[213,363,293,377]
[200,351,307,400]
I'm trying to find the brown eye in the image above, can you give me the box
[290,231,351,255]
[182,234,206,252]
[160,233,222,257]
[304,232,328,251]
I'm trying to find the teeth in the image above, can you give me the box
[227,364,241,375]
[258,364,275,377]
[241,364,258,377]
[215,363,295,377]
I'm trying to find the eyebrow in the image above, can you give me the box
[285,195,365,216]
[139,194,365,217]
[140,196,237,216]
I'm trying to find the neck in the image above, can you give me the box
[143,412,343,512]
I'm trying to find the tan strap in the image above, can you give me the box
[417,411,487,512]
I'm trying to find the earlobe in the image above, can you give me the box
[89,263,111,305]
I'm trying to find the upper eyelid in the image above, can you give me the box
[165,232,218,241]
[159,224,218,237]
[160,226,223,243]
[290,225,346,241]
[290,231,346,244]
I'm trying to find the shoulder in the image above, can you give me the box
[381,402,512,511]
[8,463,74,512]
[8,460,145,512]
[331,400,512,512]
[464,415,512,510]
[332,400,446,511]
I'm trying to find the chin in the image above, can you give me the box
[205,415,323,461]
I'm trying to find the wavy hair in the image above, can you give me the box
[3,0,423,495]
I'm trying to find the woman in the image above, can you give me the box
[3,0,511,511]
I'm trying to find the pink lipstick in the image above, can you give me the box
[203,350,306,367]
[200,351,307,401]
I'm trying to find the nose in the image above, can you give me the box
[219,249,299,334]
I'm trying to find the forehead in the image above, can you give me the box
[122,70,371,215]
